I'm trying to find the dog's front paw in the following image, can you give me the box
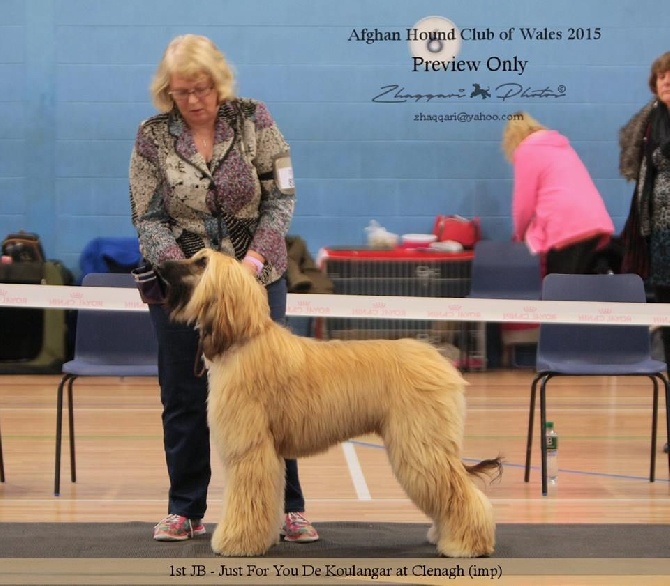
[211,524,272,557]
[437,539,494,558]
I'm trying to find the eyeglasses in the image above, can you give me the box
[168,85,214,102]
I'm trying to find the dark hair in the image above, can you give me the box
[649,51,670,94]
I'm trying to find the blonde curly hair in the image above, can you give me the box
[501,112,547,162]
[150,34,236,112]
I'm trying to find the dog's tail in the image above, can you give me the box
[463,456,503,483]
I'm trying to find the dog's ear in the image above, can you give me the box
[199,323,236,359]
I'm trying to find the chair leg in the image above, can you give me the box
[55,374,69,496]
[67,377,77,483]
[649,375,659,482]
[540,376,550,496]
[0,420,5,483]
[524,374,542,482]
[55,374,77,496]
[459,321,470,371]
[661,373,670,479]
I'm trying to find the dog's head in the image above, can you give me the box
[156,249,270,357]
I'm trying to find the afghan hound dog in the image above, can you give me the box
[157,249,502,558]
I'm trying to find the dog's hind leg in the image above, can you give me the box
[210,438,284,556]
[432,480,496,558]
[405,462,494,557]
[386,440,495,557]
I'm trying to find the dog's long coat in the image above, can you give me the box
[158,249,501,557]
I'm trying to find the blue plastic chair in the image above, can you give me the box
[54,272,158,496]
[524,273,670,495]
[463,241,542,368]
[469,240,542,300]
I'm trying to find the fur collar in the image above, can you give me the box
[619,100,657,181]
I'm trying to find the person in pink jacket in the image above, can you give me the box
[502,112,615,274]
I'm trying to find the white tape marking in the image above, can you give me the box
[342,441,372,501]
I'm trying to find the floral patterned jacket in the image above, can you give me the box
[129,98,295,285]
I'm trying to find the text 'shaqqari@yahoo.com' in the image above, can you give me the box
[414,112,524,123]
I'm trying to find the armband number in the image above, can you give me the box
[273,154,295,195]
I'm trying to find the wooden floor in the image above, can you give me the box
[1,370,668,525]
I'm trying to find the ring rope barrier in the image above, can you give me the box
[1,283,670,326]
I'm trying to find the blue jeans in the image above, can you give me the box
[149,276,305,519]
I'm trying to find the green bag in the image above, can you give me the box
[0,261,73,373]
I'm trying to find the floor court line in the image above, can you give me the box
[342,441,372,501]
[348,440,670,483]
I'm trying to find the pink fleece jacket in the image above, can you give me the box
[512,129,614,254]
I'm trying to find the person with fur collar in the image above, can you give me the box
[619,51,670,282]
[619,51,670,453]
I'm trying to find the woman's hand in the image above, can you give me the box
[242,251,265,277]
[241,260,258,276]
